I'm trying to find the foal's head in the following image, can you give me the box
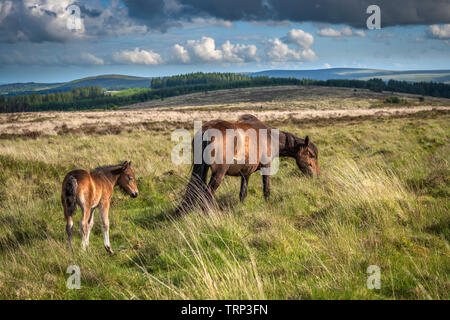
[112,161,139,198]
[294,136,321,177]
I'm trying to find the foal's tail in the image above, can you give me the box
[176,139,211,214]
[64,175,78,216]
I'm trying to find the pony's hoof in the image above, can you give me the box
[105,246,115,255]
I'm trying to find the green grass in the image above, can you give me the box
[110,88,151,97]
[0,112,448,299]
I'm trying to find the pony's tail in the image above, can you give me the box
[64,175,78,216]
[176,139,211,214]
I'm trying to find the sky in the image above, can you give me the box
[0,0,449,83]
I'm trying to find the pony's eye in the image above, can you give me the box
[128,175,133,181]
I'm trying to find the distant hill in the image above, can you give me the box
[0,82,63,95]
[0,74,151,96]
[249,68,450,83]
[2,69,450,96]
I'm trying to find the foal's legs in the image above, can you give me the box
[80,205,90,251]
[64,212,74,252]
[239,175,250,202]
[85,208,95,247]
[262,174,270,199]
[99,201,114,255]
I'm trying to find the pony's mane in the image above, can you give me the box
[282,131,319,155]
[91,163,123,173]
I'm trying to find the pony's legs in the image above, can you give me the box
[85,208,95,247]
[65,213,74,252]
[239,175,250,202]
[208,165,228,197]
[80,205,90,251]
[262,174,270,199]
[99,202,114,255]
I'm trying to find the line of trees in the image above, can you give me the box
[299,78,450,98]
[1,73,449,113]
[0,76,302,113]
[0,86,105,113]
[151,72,258,89]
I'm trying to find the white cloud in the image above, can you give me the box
[220,41,258,63]
[316,27,366,38]
[316,28,341,37]
[112,48,163,65]
[265,38,301,61]
[0,0,149,43]
[187,18,234,28]
[59,52,105,66]
[170,37,258,64]
[0,0,89,43]
[265,29,317,63]
[286,29,314,48]
[185,37,223,62]
[427,24,450,39]
[300,48,317,61]
[353,30,367,37]
[171,43,190,63]
[80,53,104,65]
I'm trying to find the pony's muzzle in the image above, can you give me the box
[131,191,139,198]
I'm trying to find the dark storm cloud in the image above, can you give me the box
[1,0,449,44]
[176,0,271,21]
[122,0,198,31]
[122,0,450,29]
[0,0,143,43]
[78,5,102,18]
[0,1,68,43]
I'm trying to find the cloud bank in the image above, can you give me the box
[427,24,450,39]
[111,29,316,66]
[1,0,450,43]
[316,27,366,38]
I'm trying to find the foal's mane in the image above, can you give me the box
[91,163,123,173]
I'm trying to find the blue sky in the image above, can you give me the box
[0,0,449,83]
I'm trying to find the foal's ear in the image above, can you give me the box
[121,161,132,168]
[112,161,128,174]
[304,136,310,147]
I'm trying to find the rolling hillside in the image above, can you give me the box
[0,75,151,96]
[249,68,450,83]
[2,68,450,97]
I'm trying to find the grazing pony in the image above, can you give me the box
[178,114,320,213]
[61,161,138,254]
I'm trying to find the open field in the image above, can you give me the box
[1,86,449,137]
[123,85,450,109]
[0,87,449,299]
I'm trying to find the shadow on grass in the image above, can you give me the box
[0,215,49,254]
[132,206,178,230]
[215,193,239,211]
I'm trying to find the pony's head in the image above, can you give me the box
[294,136,320,177]
[112,161,139,198]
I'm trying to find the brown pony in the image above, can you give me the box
[61,161,139,254]
[178,114,320,212]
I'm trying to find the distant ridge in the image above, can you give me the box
[249,68,450,83]
[2,68,450,96]
[0,74,152,96]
